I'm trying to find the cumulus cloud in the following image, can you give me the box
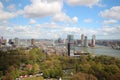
[0,24,64,39]
[84,18,93,23]
[100,6,120,20]
[7,4,16,11]
[63,27,80,33]
[0,25,40,39]
[29,19,36,24]
[0,10,17,20]
[52,12,78,23]
[0,2,22,20]
[24,0,63,18]
[0,2,3,9]
[72,17,78,23]
[0,2,16,20]
[66,0,100,8]
[35,22,63,29]
[97,26,120,39]
[103,19,118,25]
[1,23,120,39]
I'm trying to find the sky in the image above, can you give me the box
[0,0,120,39]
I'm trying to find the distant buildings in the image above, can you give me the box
[80,34,96,47]
[67,34,74,56]
[0,37,3,45]
[91,35,96,47]
[14,38,19,46]
[0,36,7,46]
[81,34,84,46]
[67,34,74,43]
[0,36,35,49]
[84,36,88,47]
[66,34,96,56]
[31,39,35,45]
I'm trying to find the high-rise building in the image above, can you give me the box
[31,39,35,45]
[8,39,14,45]
[27,39,31,47]
[67,34,74,56]
[81,34,84,46]
[91,35,96,47]
[67,34,74,43]
[58,38,62,43]
[84,36,88,47]
[14,38,19,46]
[0,36,3,44]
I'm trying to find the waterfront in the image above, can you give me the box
[39,40,120,58]
[75,45,120,58]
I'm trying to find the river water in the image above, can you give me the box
[75,45,120,58]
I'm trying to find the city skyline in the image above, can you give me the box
[0,0,120,39]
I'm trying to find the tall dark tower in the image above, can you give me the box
[67,35,74,56]
[68,43,70,56]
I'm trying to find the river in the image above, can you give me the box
[75,45,120,58]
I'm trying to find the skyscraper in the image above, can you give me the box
[14,38,19,46]
[84,36,88,47]
[81,34,84,46]
[91,35,96,47]
[67,34,74,43]
[31,39,35,45]
[67,34,74,56]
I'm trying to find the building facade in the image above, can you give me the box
[84,36,88,47]
[91,35,96,47]
[81,34,84,46]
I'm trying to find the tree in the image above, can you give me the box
[79,63,91,73]
[6,66,20,79]
[71,72,97,80]
[2,73,14,80]
[0,71,3,78]
[104,64,120,74]
[43,69,50,78]
[32,63,40,74]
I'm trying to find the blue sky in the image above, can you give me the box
[0,0,120,39]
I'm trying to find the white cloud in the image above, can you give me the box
[52,12,70,22]
[72,17,78,23]
[0,2,22,20]
[0,20,8,25]
[0,2,3,9]
[103,19,118,25]
[0,25,41,39]
[35,22,63,29]
[66,0,100,8]
[0,10,17,20]
[24,0,63,18]
[63,27,81,33]
[7,4,16,11]
[1,24,120,39]
[100,6,120,20]
[84,18,93,23]
[52,12,78,23]
[29,19,36,24]
[0,24,64,39]
[97,26,120,38]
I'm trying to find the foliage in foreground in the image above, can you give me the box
[0,48,120,80]
[23,76,44,80]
